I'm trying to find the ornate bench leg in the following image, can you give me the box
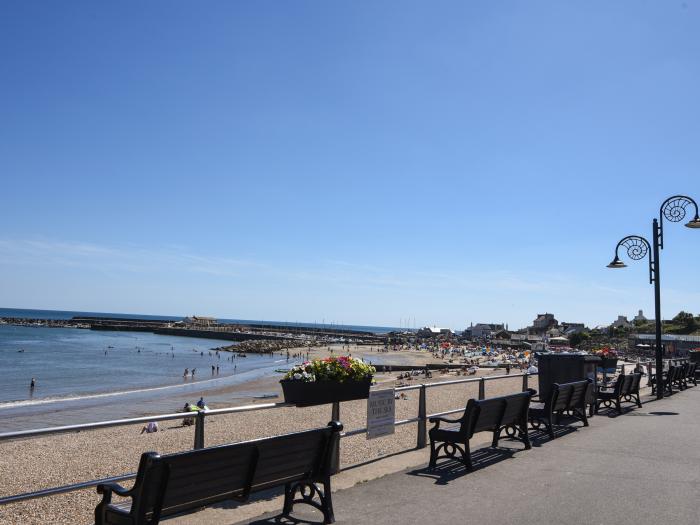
[580,407,589,427]
[321,478,335,524]
[428,436,437,468]
[491,427,501,448]
[463,440,473,471]
[283,480,335,524]
[520,422,531,450]
[283,483,294,516]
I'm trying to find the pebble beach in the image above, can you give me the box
[0,344,528,524]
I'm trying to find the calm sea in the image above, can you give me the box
[0,308,389,431]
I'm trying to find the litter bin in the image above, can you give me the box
[536,353,601,405]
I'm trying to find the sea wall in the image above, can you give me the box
[153,327,287,342]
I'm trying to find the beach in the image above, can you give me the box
[0,344,525,524]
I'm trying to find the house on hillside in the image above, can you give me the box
[467,323,505,339]
[610,315,633,330]
[416,326,453,339]
[529,313,558,335]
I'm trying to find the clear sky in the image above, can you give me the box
[1,1,699,330]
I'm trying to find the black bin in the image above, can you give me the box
[537,353,601,404]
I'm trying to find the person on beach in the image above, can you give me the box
[184,368,189,378]
[30,377,36,389]
[182,403,195,426]
[197,397,205,409]
[212,365,215,374]
[191,368,196,377]
[216,365,219,374]
[140,421,159,434]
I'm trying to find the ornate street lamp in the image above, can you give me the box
[607,195,699,400]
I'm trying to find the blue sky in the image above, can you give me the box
[1,2,699,329]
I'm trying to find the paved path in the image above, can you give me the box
[237,386,700,525]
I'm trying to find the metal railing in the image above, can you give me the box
[0,362,664,507]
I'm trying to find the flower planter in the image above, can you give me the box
[280,378,372,407]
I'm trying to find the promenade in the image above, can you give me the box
[187,385,700,525]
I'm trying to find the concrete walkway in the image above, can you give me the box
[172,386,700,525]
[235,386,700,525]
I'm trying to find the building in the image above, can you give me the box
[467,323,505,339]
[610,316,633,330]
[629,334,700,356]
[416,326,453,339]
[634,310,648,323]
[183,316,218,328]
[560,322,586,335]
[529,313,558,335]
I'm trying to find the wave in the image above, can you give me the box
[0,368,275,410]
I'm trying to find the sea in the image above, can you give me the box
[0,308,394,432]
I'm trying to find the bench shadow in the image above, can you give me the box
[528,424,577,447]
[407,445,517,485]
[245,514,325,525]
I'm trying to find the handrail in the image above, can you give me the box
[0,364,653,507]
[0,403,286,442]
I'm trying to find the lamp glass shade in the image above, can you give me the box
[606,256,627,269]
[685,215,700,229]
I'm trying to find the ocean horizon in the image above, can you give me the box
[0,307,402,335]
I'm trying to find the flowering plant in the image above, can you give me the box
[283,356,375,383]
[593,347,618,358]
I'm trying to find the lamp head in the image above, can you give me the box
[685,214,700,229]
[606,256,627,269]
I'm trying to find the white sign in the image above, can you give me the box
[366,388,395,440]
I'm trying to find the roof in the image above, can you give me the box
[635,334,700,342]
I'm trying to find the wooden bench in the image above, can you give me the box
[686,362,697,388]
[95,421,343,525]
[529,380,590,437]
[651,365,682,397]
[428,391,532,471]
[595,374,642,415]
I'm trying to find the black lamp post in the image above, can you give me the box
[607,195,700,400]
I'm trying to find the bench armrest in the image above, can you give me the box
[97,482,133,502]
[429,416,461,427]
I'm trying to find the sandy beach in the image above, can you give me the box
[0,344,528,524]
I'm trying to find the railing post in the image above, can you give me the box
[330,402,340,474]
[194,411,205,449]
[417,385,427,449]
[522,372,528,392]
[478,378,485,400]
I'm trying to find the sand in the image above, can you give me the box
[0,345,526,524]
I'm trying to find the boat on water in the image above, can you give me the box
[237,353,247,357]
[253,394,278,399]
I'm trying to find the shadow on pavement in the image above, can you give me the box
[528,424,576,447]
[407,446,517,485]
[246,515,325,525]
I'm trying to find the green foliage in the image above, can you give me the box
[569,331,590,348]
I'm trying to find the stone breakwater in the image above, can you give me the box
[214,339,321,354]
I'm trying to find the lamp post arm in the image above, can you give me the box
[658,195,700,249]
[613,235,654,284]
